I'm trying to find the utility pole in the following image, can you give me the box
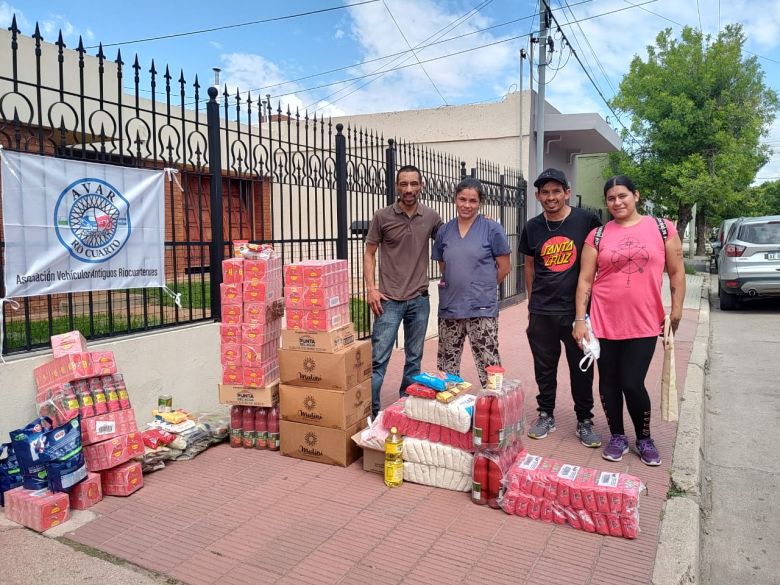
[534,0,549,215]
[519,47,526,174]
[688,203,697,260]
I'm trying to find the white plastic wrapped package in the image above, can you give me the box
[403,394,476,433]
[403,461,471,492]
[353,411,389,451]
[402,437,473,475]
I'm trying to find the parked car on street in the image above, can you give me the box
[717,215,780,310]
[711,217,738,271]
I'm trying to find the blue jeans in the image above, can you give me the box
[371,295,430,416]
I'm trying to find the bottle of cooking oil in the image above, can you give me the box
[384,426,404,488]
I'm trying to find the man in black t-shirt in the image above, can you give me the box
[518,168,602,448]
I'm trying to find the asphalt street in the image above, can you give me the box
[701,282,780,585]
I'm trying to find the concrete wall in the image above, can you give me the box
[574,153,610,213]
[0,323,222,440]
[335,91,534,177]
[0,284,450,440]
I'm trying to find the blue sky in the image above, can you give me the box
[2,0,780,180]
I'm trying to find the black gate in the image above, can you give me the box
[0,16,527,354]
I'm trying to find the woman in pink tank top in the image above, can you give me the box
[572,176,686,466]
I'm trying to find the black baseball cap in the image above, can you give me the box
[534,168,569,189]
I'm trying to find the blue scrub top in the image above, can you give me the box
[432,215,511,319]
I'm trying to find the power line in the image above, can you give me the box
[382,0,448,106]
[696,0,703,33]
[542,0,637,142]
[561,0,618,97]
[132,0,589,105]
[308,0,495,111]
[85,0,379,49]
[618,2,780,66]
[277,0,657,110]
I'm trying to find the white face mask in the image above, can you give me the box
[578,316,600,372]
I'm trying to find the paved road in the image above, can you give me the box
[701,283,780,585]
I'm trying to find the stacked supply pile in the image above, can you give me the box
[395,373,477,491]
[499,455,644,539]
[5,415,80,531]
[351,397,475,476]
[143,408,230,467]
[353,372,477,490]
[471,372,527,507]
[279,259,372,467]
[219,245,283,392]
[34,331,143,502]
[2,331,146,532]
[284,260,351,332]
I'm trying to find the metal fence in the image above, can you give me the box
[0,17,526,355]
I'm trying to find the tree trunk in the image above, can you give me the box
[696,208,707,255]
[676,202,693,240]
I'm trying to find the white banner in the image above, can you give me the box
[1,151,165,297]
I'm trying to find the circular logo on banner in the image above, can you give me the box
[54,178,131,263]
[540,235,577,272]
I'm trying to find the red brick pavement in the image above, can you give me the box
[64,303,697,585]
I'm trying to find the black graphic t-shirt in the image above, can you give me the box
[518,206,601,315]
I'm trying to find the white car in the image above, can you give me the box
[717,215,780,310]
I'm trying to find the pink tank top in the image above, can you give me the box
[584,216,676,340]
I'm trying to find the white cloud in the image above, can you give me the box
[0,2,22,28]
[756,119,780,183]
[539,0,780,122]
[329,0,516,113]
[334,29,344,40]
[210,41,224,51]
[220,52,310,115]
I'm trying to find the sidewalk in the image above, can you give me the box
[1,275,704,585]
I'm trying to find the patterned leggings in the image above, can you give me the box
[437,317,501,388]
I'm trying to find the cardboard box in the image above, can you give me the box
[81,409,138,445]
[3,487,70,532]
[220,282,243,305]
[285,282,350,310]
[222,365,243,385]
[280,419,366,467]
[279,340,371,391]
[219,381,279,407]
[69,472,103,510]
[100,461,143,496]
[286,304,350,332]
[222,258,244,284]
[50,331,88,358]
[222,304,243,324]
[242,321,282,345]
[219,324,242,343]
[281,323,356,353]
[280,380,370,429]
[83,432,143,472]
[350,430,385,474]
[362,446,385,475]
[220,343,242,366]
[243,362,279,388]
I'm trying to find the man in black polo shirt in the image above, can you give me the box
[519,168,602,447]
[364,165,443,417]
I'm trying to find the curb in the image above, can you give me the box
[651,273,709,585]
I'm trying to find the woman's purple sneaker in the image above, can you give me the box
[602,434,629,462]
[636,438,662,466]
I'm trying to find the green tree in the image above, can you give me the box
[747,180,780,216]
[608,25,778,253]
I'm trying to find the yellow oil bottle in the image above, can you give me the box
[384,426,404,488]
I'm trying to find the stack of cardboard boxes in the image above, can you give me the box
[278,260,372,467]
[218,252,284,407]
